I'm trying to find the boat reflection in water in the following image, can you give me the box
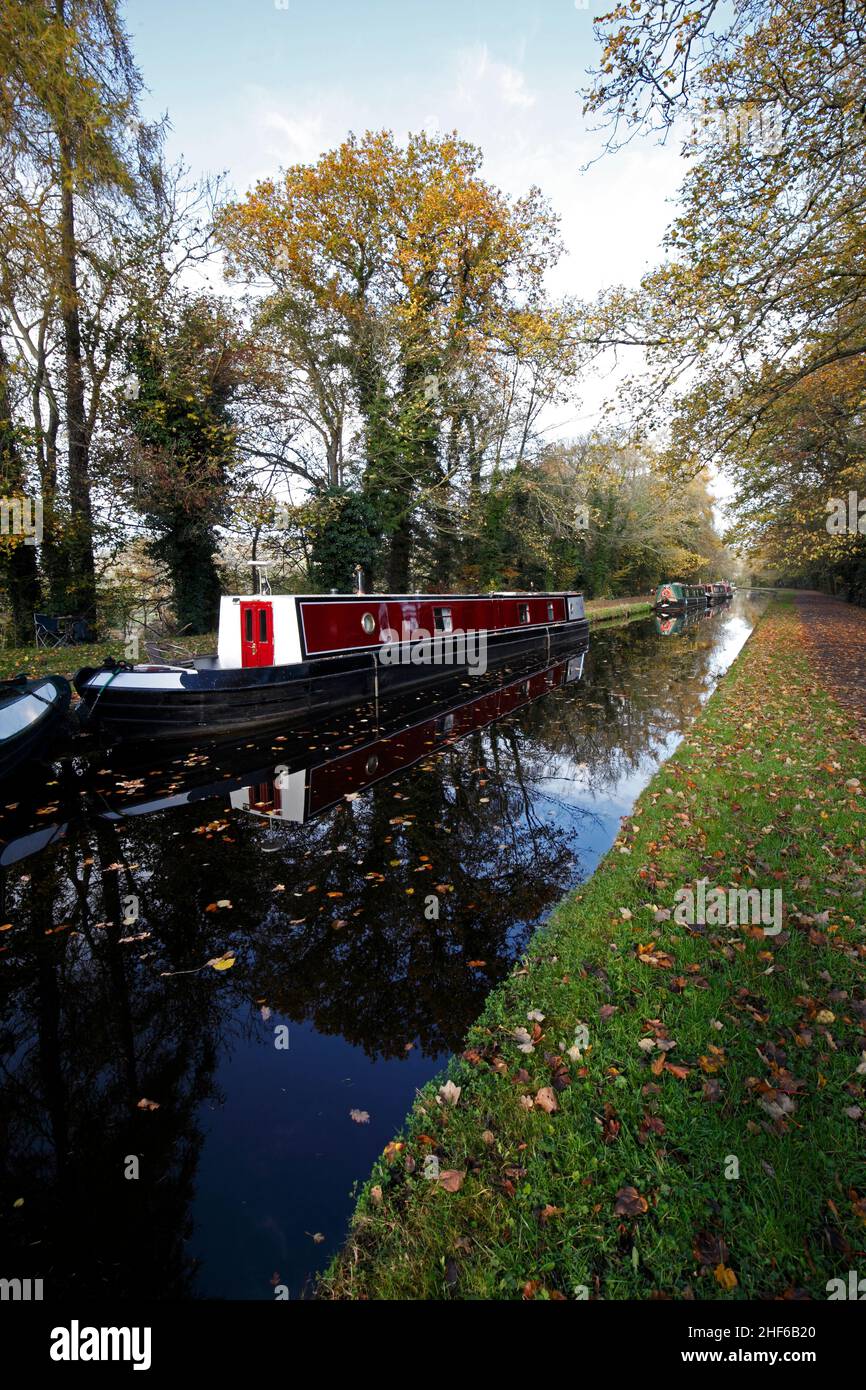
[654,602,725,639]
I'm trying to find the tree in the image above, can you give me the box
[582,1,866,597]
[124,297,244,633]
[0,0,156,611]
[584,1,866,459]
[217,130,577,590]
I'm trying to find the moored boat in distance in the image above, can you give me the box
[0,674,71,782]
[74,589,590,740]
[656,580,733,613]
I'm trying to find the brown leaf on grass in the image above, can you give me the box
[535,1086,558,1114]
[665,1062,691,1080]
[539,1204,564,1225]
[599,1004,617,1021]
[638,1113,666,1144]
[693,1231,729,1268]
[438,1170,465,1193]
[714,1263,738,1292]
[614,1185,648,1217]
[637,943,676,969]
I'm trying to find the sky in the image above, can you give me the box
[124,0,716,483]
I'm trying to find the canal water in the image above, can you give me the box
[0,593,766,1300]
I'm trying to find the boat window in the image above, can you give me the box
[361,612,376,634]
[518,603,530,624]
[547,602,555,621]
[245,610,253,642]
[433,606,453,633]
[259,609,269,642]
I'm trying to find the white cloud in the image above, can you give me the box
[453,44,536,111]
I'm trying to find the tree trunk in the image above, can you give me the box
[386,515,413,591]
[56,0,96,613]
[0,338,41,640]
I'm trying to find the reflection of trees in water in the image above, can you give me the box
[0,822,220,1299]
[111,724,584,1062]
[510,613,747,796]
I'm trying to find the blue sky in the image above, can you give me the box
[125,1,683,293]
[123,0,699,449]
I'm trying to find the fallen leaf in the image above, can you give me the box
[438,1170,465,1193]
[614,1185,648,1217]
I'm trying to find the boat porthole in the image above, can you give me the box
[365,753,379,775]
[361,612,376,634]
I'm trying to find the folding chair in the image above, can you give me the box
[34,613,64,648]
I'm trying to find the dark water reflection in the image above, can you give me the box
[0,594,766,1300]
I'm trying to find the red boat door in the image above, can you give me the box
[240,601,274,668]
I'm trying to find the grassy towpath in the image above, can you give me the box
[322,596,866,1300]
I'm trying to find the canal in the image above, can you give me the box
[0,593,767,1299]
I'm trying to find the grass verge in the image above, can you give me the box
[321,598,866,1300]
[0,633,218,683]
[586,598,654,625]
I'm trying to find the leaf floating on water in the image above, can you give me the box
[207,953,236,972]
[136,1098,160,1111]
[349,1109,370,1124]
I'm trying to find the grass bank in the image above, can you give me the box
[322,598,866,1300]
[586,597,653,625]
[0,633,218,683]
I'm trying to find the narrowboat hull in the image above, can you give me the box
[74,605,590,741]
[0,675,72,781]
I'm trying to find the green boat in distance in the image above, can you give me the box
[654,581,706,612]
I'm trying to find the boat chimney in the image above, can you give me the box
[250,560,272,596]
[353,564,366,595]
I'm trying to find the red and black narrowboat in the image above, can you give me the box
[74,590,590,740]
